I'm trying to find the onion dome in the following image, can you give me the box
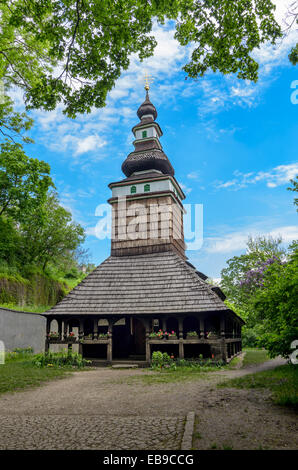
[121,89,174,178]
[137,90,157,121]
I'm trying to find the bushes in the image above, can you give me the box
[151,351,225,371]
[151,351,174,369]
[242,327,260,348]
[31,350,91,369]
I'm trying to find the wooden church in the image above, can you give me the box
[44,84,244,365]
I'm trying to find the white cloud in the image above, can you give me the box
[187,171,200,180]
[179,182,193,194]
[216,163,298,190]
[75,135,106,155]
[205,224,298,254]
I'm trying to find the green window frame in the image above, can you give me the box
[142,130,147,138]
[144,184,150,192]
[130,185,137,194]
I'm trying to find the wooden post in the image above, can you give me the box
[178,317,183,339]
[162,317,167,332]
[93,318,98,339]
[79,319,84,340]
[221,338,227,362]
[145,319,151,363]
[107,319,113,363]
[58,319,62,340]
[199,318,205,339]
[179,340,184,359]
[220,315,225,338]
[63,320,68,341]
[45,317,50,352]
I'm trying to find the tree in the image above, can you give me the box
[0,140,53,221]
[221,235,286,347]
[0,0,282,117]
[0,97,34,144]
[20,192,85,271]
[285,1,298,65]
[221,235,285,310]
[252,242,298,358]
[288,176,298,211]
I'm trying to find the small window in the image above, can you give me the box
[130,185,137,194]
[142,130,147,138]
[144,184,150,192]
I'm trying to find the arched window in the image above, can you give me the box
[130,185,137,194]
[144,183,150,192]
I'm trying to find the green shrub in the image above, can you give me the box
[31,350,91,369]
[242,327,260,348]
[151,351,175,369]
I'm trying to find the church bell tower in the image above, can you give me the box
[108,83,186,259]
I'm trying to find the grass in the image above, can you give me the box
[111,348,271,386]
[0,360,71,395]
[111,364,226,386]
[0,302,52,313]
[241,348,269,367]
[218,364,298,410]
[0,349,90,395]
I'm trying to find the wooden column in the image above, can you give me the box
[220,315,225,338]
[93,318,98,339]
[78,319,84,355]
[178,317,184,359]
[178,317,183,339]
[145,319,151,363]
[63,320,68,340]
[220,338,227,362]
[79,319,84,340]
[162,317,167,332]
[199,317,205,339]
[58,319,62,340]
[45,317,51,352]
[107,319,113,363]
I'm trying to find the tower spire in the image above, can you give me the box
[143,71,154,91]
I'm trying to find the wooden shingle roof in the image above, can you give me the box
[45,251,233,317]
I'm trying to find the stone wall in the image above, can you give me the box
[0,307,46,353]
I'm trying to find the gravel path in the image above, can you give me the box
[0,357,296,450]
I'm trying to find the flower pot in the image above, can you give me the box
[187,335,198,340]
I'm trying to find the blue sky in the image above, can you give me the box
[12,0,298,280]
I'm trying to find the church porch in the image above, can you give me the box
[44,311,243,364]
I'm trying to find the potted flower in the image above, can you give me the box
[66,332,76,341]
[207,330,220,339]
[168,331,177,340]
[84,333,93,340]
[149,331,162,339]
[186,330,198,339]
[98,333,108,340]
[48,332,59,340]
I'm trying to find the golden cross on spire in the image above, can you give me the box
[143,71,154,91]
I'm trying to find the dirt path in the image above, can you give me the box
[0,357,296,450]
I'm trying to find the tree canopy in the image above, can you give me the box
[0,0,286,117]
[221,233,298,358]
[0,140,53,221]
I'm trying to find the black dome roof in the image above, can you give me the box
[137,91,157,120]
